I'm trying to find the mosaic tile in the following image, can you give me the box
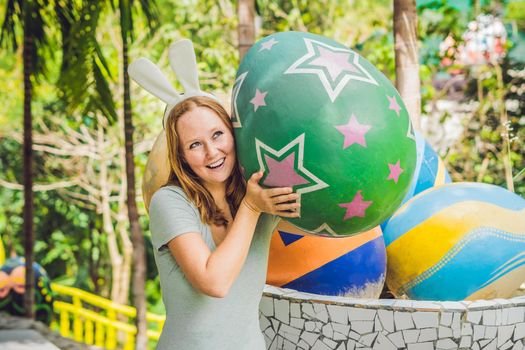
[514,322,525,341]
[275,299,290,325]
[351,321,374,334]
[328,305,349,324]
[436,338,458,349]
[461,323,473,336]
[298,339,311,350]
[348,331,360,341]
[346,339,356,350]
[394,311,414,330]
[305,321,317,332]
[482,338,497,350]
[378,310,395,333]
[509,308,525,324]
[259,286,525,350]
[372,332,397,350]
[291,303,301,318]
[402,329,420,343]
[348,308,376,322]
[261,296,274,317]
[419,328,438,342]
[303,303,316,320]
[271,318,280,332]
[261,315,272,331]
[322,336,339,349]
[483,310,497,326]
[407,342,434,350]
[373,317,382,332]
[387,331,405,348]
[467,310,483,324]
[441,312,453,327]
[358,333,377,347]
[281,323,301,344]
[322,324,334,339]
[335,342,346,350]
[283,338,296,350]
[311,338,333,350]
[473,325,485,341]
[439,326,453,339]
[452,313,461,328]
[459,335,472,348]
[291,317,305,329]
[485,326,497,340]
[332,323,350,338]
[413,311,439,329]
[301,331,320,346]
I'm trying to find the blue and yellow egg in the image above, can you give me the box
[266,221,386,297]
[383,182,525,300]
[381,132,450,230]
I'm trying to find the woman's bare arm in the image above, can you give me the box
[167,172,300,297]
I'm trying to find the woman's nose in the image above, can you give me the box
[205,143,219,158]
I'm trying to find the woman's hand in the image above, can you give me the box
[243,171,301,218]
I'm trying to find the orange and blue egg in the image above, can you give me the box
[383,182,525,301]
[266,221,386,297]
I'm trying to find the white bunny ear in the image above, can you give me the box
[128,58,181,106]
[168,39,201,95]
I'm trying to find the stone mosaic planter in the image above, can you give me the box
[259,285,525,350]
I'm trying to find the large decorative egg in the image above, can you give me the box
[0,257,54,324]
[383,182,525,301]
[266,221,386,297]
[381,131,451,229]
[232,31,417,235]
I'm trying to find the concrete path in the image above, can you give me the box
[0,329,60,350]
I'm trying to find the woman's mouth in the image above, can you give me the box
[206,158,225,169]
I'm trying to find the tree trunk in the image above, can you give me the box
[123,39,148,350]
[393,0,421,131]
[237,0,255,61]
[22,23,35,320]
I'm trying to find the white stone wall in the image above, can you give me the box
[259,285,525,350]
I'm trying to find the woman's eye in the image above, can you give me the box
[213,131,223,139]
[189,142,201,149]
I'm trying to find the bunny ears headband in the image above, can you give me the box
[128,39,222,127]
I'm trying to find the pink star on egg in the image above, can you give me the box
[263,153,310,188]
[339,190,373,220]
[250,89,267,112]
[259,38,279,51]
[387,95,401,116]
[309,46,359,81]
[335,114,372,149]
[387,160,404,183]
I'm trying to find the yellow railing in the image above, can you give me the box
[51,283,166,349]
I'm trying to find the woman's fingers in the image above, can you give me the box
[275,202,300,211]
[266,187,293,197]
[277,210,301,218]
[271,193,299,204]
[248,171,264,184]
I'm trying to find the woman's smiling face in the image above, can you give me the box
[176,106,236,189]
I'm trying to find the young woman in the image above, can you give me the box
[149,96,300,349]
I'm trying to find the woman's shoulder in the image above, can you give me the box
[150,185,193,210]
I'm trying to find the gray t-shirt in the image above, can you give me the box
[149,186,278,350]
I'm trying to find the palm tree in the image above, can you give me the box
[0,0,51,319]
[393,0,421,130]
[238,0,255,60]
[116,1,158,348]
